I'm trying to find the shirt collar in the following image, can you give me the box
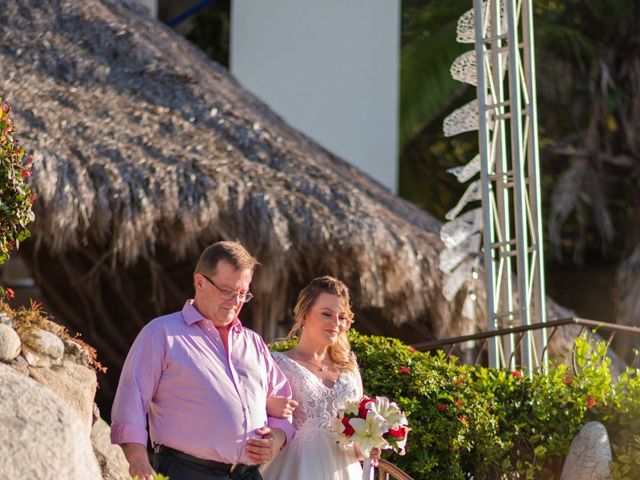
[182,300,243,331]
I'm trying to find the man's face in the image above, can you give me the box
[194,260,253,328]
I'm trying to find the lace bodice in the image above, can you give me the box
[272,352,363,440]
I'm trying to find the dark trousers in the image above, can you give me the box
[153,452,263,480]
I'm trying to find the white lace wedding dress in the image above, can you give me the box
[260,351,363,480]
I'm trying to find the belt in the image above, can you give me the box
[154,445,258,475]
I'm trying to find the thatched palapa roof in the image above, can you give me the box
[0,0,484,398]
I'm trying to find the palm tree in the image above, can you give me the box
[533,0,640,357]
[400,0,640,355]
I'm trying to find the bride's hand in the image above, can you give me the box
[369,448,381,466]
[266,395,298,418]
[353,444,381,465]
[369,448,381,460]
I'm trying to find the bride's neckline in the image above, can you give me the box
[280,351,344,390]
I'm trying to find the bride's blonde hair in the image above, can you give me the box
[287,276,357,372]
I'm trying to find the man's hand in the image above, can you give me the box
[245,426,286,464]
[266,395,298,418]
[120,443,155,480]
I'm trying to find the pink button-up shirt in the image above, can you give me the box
[110,300,294,464]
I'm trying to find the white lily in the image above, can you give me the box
[343,399,360,417]
[370,396,408,428]
[348,410,389,458]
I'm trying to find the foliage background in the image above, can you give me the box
[275,331,639,479]
[0,102,34,267]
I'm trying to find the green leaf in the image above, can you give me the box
[534,445,547,457]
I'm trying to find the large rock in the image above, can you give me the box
[23,329,65,367]
[0,323,21,362]
[560,421,612,480]
[0,363,101,479]
[0,319,125,479]
[28,360,98,432]
[92,416,132,480]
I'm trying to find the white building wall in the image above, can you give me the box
[230,0,399,192]
[136,0,158,17]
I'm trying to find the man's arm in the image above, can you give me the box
[120,443,155,480]
[111,323,165,473]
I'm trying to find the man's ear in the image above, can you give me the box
[194,273,204,290]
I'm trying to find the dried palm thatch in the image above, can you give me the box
[0,0,488,397]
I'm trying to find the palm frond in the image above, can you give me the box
[535,23,596,72]
[400,19,469,151]
[549,159,587,258]
[548,157,614,260]
[584,158,615,250]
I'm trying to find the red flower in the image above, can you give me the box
[437,404,447,412]
[5,288,14,299]
[28,194,37,204]
[387,426,407,439]
[454,399,464,408]
[24,155,33,166]
[512,370,523,379]
[358,397,374,419]
[586,396,596,409]
[398,366,411,375]
[341,416,355,436]
[563,376,572,385]
[20,168,31,178]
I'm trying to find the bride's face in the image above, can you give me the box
[302,293,350,347]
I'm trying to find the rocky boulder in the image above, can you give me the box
[0,312,130,479]
[0,363,102,478]
[560,421,612,480]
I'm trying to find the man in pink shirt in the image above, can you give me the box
[111,241,295,480]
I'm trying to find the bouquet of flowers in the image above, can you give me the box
[331,395,409,473]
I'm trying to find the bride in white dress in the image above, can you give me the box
[261,276,378,480]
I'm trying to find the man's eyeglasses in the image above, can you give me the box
[200,273,254,303]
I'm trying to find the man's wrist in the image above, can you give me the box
[121,442,149,461]
[271,427,287,449]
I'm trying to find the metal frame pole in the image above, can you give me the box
[522,0,548,371]
[505,0,534,372]
[473,0,547,371]
[473,0,499,368]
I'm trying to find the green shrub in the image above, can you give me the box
[272,331,639,479]
[0,101,34,266]
[608,368,640,480]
